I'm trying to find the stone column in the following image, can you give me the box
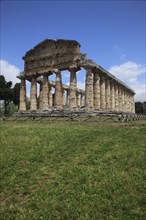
[85,68,94,110]
[66,90,70,106]
[129,94,132,113]
[39,81,43,110]
[121,88,125,112]
[131,94,135,113]
[49,87,52,107]
[100,75,106,109]
[54,69,63,109]
[30,76,37,111]
[124,90,127,112]
[81,94,85,107]
[76,92,80,107]
[105,78,111,109]
[118,86,122,111]
[42,73,49,110]
[19,77,26,111]
[69,67,77,109]
[110,81,115,110]
[63,90,66,106]
[93,73,100,109]
[115,83,119,111]
[127,93,130,112]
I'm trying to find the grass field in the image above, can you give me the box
[0,119,146,220]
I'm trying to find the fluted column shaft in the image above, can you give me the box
[76,93,80,107]
[39,82,43,110]
[100,75,106,109]
[66,90,70,106]
[110,81,115,110]
[49,87,52,107]
[19,78,26,111]
[69,68,77,108]
[85,68,94,110]
[54,70,63,109]
[93,73,100,109]
[131,95,135,113]
[127,93,130,112]
[63,90,66,106]
[124,90,127,112]
[129,94,132,113]
[42,74,49,110]
[81,94,85,107]
[118,87,122,111]
[115,84,119,111]
[121,89,124,112]
[30,76,37,111]
[105,78,111,109]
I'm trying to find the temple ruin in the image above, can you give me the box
[17,39,135,116]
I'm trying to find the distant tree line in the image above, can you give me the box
[0,74,146,116]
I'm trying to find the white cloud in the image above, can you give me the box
[77,81,85,90]
[132,83,145,102]
[65,81,85,90]
[61,70,70,78]
[63,73,70,78]
[109,61,146,82]
[0,59,20,86]
[109,61,146,102]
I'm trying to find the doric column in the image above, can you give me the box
[118,86,122,111]
[39,81,43,110]
[129,94,132,113]
[66,90,70,106]
[110,81,115,110]
[30,76,37,111]
[124,90,127,112]
[131,94,135,113]
[105,78,111,109]
[42,73,49,110]
[19,77,26,111]
[76,92,80,107]
[63,90,66,106]
[121,88,124,112]
[127,93,130,112]
[100,75,106,109]
[85,68,94,110]
[81,94,85,107]
[93,73,100,109]
[69,66,77,109]
[54,69,63,109]
[49,87,52,107]
[115,83,119,111]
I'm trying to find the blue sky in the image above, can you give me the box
[0,0,146,101]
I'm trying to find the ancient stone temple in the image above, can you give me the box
[17,39,135,116]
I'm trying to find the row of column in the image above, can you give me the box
[85,68,135,113]
[19,68,135,113]
[19,71,85,111]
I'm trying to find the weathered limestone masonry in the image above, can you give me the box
[17,39,135,115]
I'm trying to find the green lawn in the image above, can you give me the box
[0,120,146,220]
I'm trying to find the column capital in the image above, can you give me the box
[84,65,94,71]
[52,69,61,74]
[17,74,27,80]
[94,72,100,80]
[69,65,80,72]
[42,72,51,77]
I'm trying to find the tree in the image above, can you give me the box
[135,102,143,114]
[13,83,20,107]
[0,75,14,115]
